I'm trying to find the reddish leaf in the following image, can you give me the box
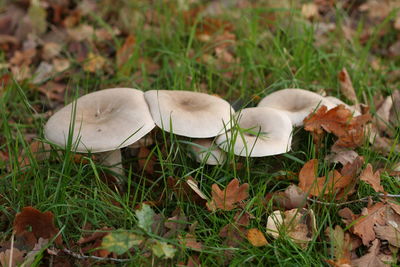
[14,207,62,246]
[207,178,249,211]
[298,159,351,197]
[360,164,385,193]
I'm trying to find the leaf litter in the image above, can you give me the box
[1,0,400,265]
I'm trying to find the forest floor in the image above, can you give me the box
[1,0,400,266]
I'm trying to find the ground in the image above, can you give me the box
[0,0,400,266]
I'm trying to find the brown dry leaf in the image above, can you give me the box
[325,149,359,166]
[270,184,307,210]
[14,206,62,246]
[360,164,385,193]
[374,225,400,247]
[83,52,106,73]
[298,159,352,197]
[219,223,246,247]
[338,68,358,105]
[349,202,386,246]
[351,239,389,267]
[37,81,67,102]
[179,234,203,251]
[116,35,135,68]
[375,95,392,133]
[0,247,25,267]
[42,42,62,61]
[304,105,372,150]
[304,105,352,139]
[78,227,112,258]
[266,208,316,249]
[246,228,268,247]
[207,178,249,211]
[301,3,319,20]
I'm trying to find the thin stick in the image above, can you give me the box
[62,248,131,263]
[307,193,400,206]
[9,232,14,267]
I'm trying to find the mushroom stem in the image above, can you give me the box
[98,149,124,175]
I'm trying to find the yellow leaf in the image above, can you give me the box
[246,228,268,247]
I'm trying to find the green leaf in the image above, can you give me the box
[150,240,176,259]
[135,204,155,233]
[102,231,144,255]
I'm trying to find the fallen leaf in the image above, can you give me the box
[150,240,176,259]
[301,3,319,20]
[116,35,135,68]
[325,225,352,266]
[351,239,388,267]
[304,105,371,150]
[246,228,268,247]
[360,164,385,193]
[266,208,316,249]
[325,149,359,166]
[348,202,386,246]
[77,227,112,258]
[298,159,351,197]
[14,206,62,246]
[338,68,358,105]
[33,61,54,84]
[102,231,144,255]
[135,204,156,234]
[374,225,400,247]
[0,247,25,267]
[270,184,307,210]
[179,234,203,251]
[83,52,106,72]
[207,178,249,211]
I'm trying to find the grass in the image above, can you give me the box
[1,1,400,266]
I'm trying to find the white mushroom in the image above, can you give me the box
[144,90,234,138]
[258,89,335,126]
[44,88,155,173]
[216,107,293,157]
[189,138,226,165]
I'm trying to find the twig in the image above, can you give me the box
[62,249,131,263]
[307,193,400,206]
[9,232,14,267]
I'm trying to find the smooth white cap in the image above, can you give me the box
[216,107,293,157]
[258,89,335,126]
[44,88,155,153]
[190,138,226,165]
[144,90,234,138]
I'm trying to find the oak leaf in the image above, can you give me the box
[13,206,62,246]
[351,239,388,267]
[207,178,249,211]
[360,164,385,193]
[298,159,352,197]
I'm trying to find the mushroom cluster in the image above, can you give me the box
[44,88,346,168]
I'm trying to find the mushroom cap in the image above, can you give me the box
[44,88,155,153]
[258,89,335,126]
[216,107,293,157]
[144,90,234,138]
[190,138,226,165]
